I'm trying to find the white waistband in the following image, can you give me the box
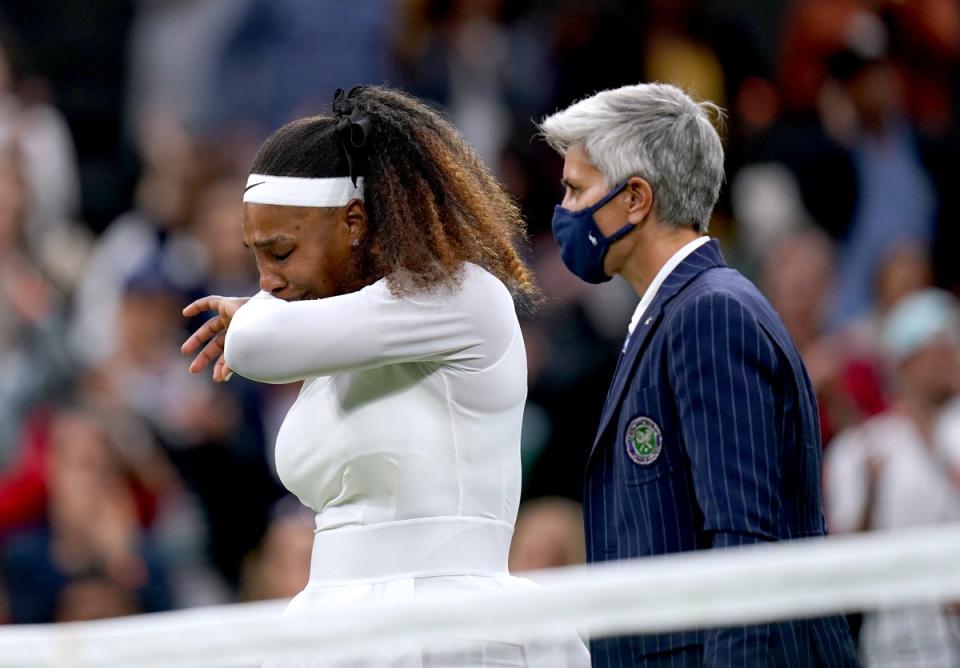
[309,517,513,585]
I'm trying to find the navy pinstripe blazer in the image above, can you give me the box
[584,240,860,667]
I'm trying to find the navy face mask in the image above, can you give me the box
[551,182,634,284]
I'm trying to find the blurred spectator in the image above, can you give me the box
[209,0,395,141]
[550,1,759,108]
[68,116,208,366]
[776,0,870,116]
[239,498,314,601]
[758,4,960,311]
[189,176,258,297]
[730,162,815,266]
[126,0,250,140]
[878,0,960,134]
[825,14,937,324]
[819,243,934,442]
[759,226,889,444]
[54,575,143,622]
[0,408,173,623]
[518,233,634,501]
[825,289,960,665]
[0,146,72,460]
[760,226,836,361]
[0,414,48,539]
[397,0,554,170]
[509,497,584,572]
[843,241,935,355]
[775,0,960,130]
[84,265,215,446]
[81,265,282,588]
[0,2,137,230]
[0,18,86,284]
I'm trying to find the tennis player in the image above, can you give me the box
[181,85,589,667]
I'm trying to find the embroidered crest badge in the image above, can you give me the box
[625,416,662,465]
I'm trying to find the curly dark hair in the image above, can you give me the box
[249,86,538,302]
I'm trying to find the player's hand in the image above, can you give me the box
[181,296,250,382]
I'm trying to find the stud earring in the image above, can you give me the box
[351,239,360,247]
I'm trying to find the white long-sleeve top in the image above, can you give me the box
[224,263,526,533]
[228,264,591,667]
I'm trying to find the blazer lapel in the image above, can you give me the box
[588,240,726,460]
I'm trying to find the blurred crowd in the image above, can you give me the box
[0,0,959,662]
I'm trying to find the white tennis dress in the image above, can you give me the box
[224,263,589,667]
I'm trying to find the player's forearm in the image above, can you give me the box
[223,287,475,381]
[223,291,366,382]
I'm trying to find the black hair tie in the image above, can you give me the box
[333,87,372,187]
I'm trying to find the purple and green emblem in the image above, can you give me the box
[625,416,662,465]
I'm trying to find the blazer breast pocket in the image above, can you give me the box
[620,384,674,486]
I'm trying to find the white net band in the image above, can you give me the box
[2,524,959,668]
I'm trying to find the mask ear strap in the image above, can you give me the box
[604,219,637,245]
[585,181,628,214]
[592,182,637,245]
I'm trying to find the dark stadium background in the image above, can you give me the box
[0,2,957,654]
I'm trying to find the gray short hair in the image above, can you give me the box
[539,83,725,232]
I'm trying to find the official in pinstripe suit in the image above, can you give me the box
[539,83,860,666]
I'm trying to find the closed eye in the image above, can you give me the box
[273,250,292,261]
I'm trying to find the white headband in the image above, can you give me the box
[242,174,364,207]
